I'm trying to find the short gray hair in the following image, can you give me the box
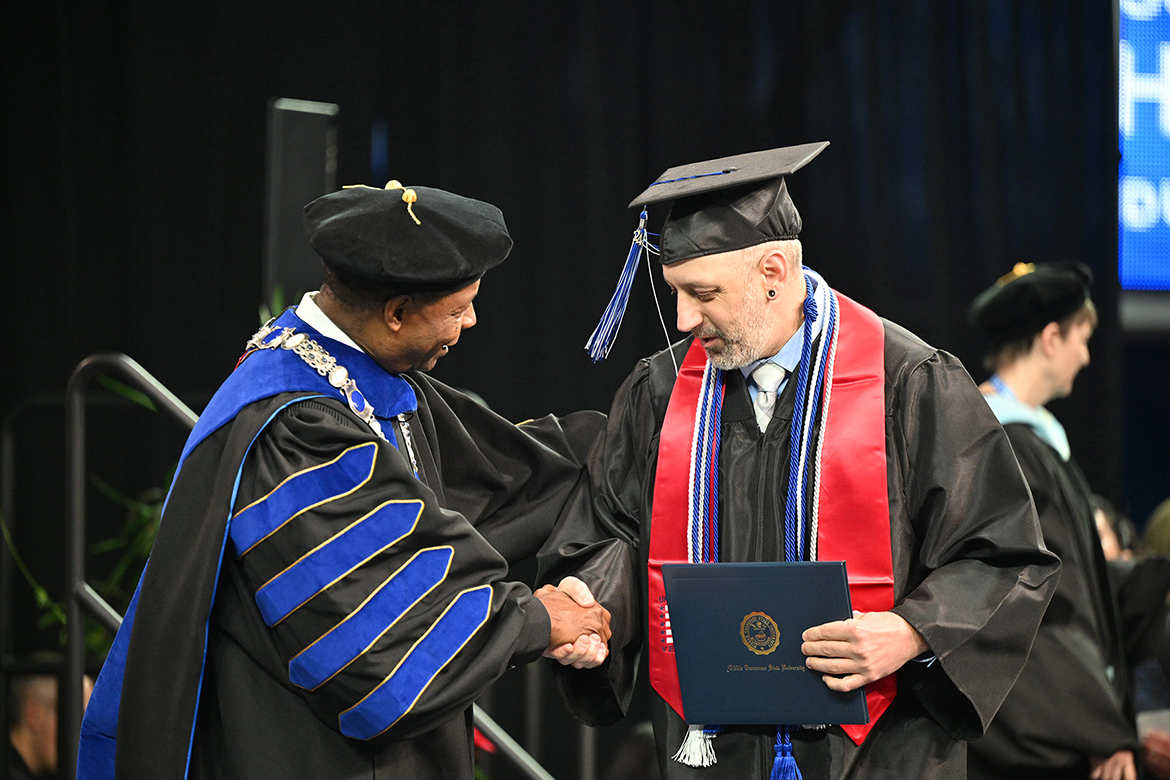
[736,239,802,275]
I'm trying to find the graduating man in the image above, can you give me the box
[78,181,611,780]
[538,144,1061,779]
[966,262,1141,780]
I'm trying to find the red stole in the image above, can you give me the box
[646,292,895,746]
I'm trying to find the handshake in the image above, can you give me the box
[535,576,611,669]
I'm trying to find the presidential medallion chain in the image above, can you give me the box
[396,414,420,476]
[245,322,385,442]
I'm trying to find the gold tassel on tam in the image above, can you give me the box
[383,179,421,225]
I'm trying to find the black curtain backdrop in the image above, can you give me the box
[0,0,1123,742]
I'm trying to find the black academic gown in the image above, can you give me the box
[538,321,1060,780]
[87,321,603,780]
[967,425,1139,780]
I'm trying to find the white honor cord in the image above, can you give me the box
[793,271,832,554]
[808,289,839,562]
[684,365,709,565]
[645,244,680,377]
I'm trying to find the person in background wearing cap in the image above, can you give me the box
[967,262,1153,780]
[76,181,612,780]
[537,144,1059,780]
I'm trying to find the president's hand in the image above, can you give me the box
[543,577,609,668]
[555,576,597,608]
[536,579,611,669]
[800,611,928,692]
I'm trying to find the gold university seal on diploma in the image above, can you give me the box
[740,611,780,655]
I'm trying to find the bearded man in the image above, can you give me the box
[538,143,1060,780]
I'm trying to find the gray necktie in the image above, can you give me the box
[751,362,787,432]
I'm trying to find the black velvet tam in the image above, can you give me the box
[628,142,829,264]
[304,183,513,289]
[968,261,1094,347]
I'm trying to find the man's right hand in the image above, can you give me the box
[535,581,611,669]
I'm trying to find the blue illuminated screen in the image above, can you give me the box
[1121,1,1170,290]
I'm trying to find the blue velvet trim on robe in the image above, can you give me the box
[77,577,144,780]
[338,585,493,740]
[288,546,455,690]
[79,309,420,780]
[173,306,417,486]
[254,499,425,626]
[230,442,378,555]
[78,395,332,780]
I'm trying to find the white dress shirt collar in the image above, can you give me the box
[295,291,366,354]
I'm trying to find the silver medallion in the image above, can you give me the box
[245,324,388,444]
[282,332,307,350]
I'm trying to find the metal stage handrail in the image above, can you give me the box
[82,602,554,780]
[63,353,198,780]
[62,352,555,780]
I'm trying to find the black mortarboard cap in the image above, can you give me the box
[630,142,829,264]
[585,143,830,362]
[968,261,1094,347]
[304,181,513,290]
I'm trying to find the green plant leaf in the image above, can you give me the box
[3,451,162,660]
[85,621,113,658]
[87,473,166,631]
[97,374,158,412]
[90,537,129,554]
[1,512,67,626]
[91,474,148,513]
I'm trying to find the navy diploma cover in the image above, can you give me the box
[661,561,869,725]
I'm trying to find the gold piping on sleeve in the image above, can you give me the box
[266,500,425,627]
[289,544,455,692]
[235,441,379,557]
[340,583,494,739]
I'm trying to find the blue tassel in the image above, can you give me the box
[769,728,802,780]
[585,209,656,362]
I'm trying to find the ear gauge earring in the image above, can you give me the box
[767,289,776,298]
